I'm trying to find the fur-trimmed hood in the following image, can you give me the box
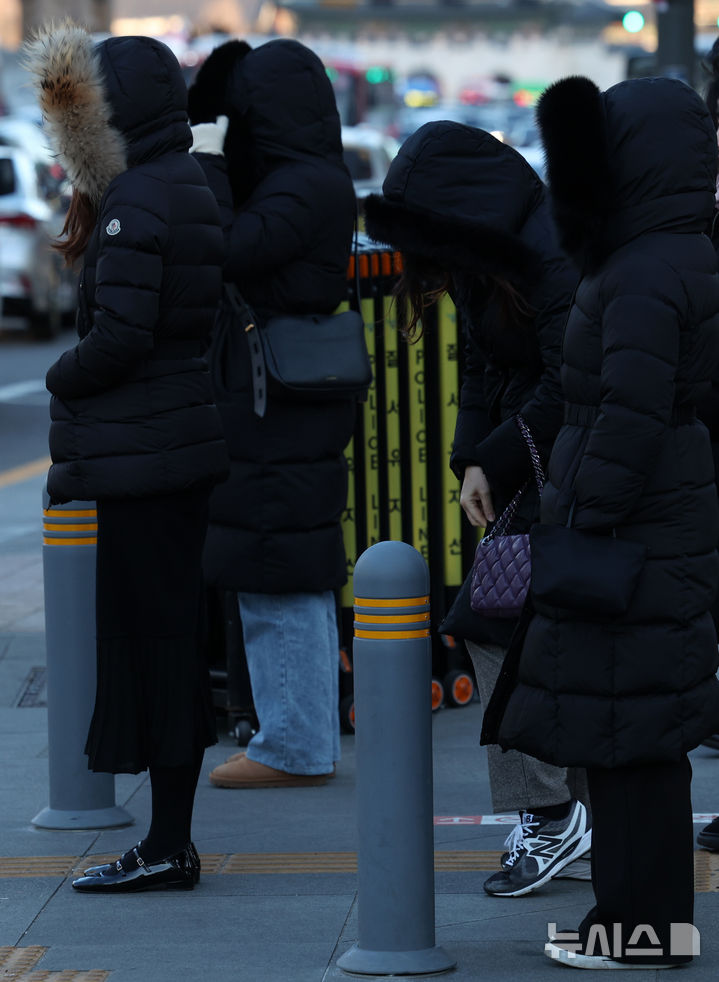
[189,38,345,171]
[24,23,190,204]
[364,121,545,287]
[187,39,252,124]
[537,75,717,270]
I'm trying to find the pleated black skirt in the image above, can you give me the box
[86,489,218,774]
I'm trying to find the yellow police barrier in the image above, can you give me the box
[341,243,469,624]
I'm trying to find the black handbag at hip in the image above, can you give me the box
[469,416,544,619]
[530,507,647,616]
[224,284,372,417]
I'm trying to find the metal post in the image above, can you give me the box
[32,490,133,830]
[337,540,455,976]
[655,0,695,83]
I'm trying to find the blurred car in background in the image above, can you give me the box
[0,115,65,199]
[395,102,546,182]
[397,70,442,109]
[457,73,513,107]
[0,146,75,339]
[342,125,399,201]
[393,102,492,144]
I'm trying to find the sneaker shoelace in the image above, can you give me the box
[503,812,539,868]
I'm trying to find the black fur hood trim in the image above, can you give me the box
[187,39,252,124]
[364,193,541,287]
[536,75,612,270]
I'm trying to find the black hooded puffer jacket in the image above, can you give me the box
[28,31,229,503]
[191,39,357,594]
[496,76,719,767]
[364,121,577,646]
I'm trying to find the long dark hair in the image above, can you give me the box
[393,252,534,342]
[54,188,97,265]
[705,37,719,129]
[392,254,451,341]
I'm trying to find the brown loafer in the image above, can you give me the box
[209,755,332,788]
[222,751,336,778]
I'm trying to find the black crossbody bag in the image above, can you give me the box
[225,212,372,417]
[224,284,372,417]
[530,500,647,616]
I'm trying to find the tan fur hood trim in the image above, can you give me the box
[23,21,127,204]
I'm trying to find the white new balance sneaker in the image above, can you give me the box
[555,853,592,881]
[545,940,682,970]
[484,799,591,897]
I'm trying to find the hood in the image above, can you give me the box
[187,39,252,124]
[25,23,190,204]
[364,120,545,286]
[537,75,717,270]
[227,39,344,167]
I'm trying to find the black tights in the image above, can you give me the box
[135,752,205,863]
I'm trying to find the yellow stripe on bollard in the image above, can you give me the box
[355,596,429,608]
[355,612,430,624]
[43,524,98,532]
[354,590,431,638]
[43,505,98,545]
[43,509,96,518]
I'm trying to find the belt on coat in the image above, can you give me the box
[564,402,696,427]
[148,340,207,360]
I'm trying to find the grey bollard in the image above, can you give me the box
[32,490,133,830]
[337,540,455,976]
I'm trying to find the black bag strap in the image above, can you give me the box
[223,199,362,420]
[224,283,267,419]
[353,197,362,312]
[483,415,545,541]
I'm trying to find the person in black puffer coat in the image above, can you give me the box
[492,76,719,968]
[187,39,357,788]
[692,33,719,846]
[363,120,590,898]
[26,24,229,893]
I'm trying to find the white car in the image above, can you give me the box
[342,125,399,199]
[0,146,75,338]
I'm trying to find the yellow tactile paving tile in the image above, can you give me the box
[0,858,74,876]
[0,946,109,980]
[1,851,717,889]
[1,851,505,878]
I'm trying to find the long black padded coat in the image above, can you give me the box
[364,121,577,646]
[190,39,357,594]
[495,76,719,768]
[34,34,229,504]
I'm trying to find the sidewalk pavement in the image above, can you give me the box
[3,516,719,981]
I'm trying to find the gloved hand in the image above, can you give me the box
[189,114,229,155]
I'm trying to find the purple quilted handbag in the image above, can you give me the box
[469,416,545,619]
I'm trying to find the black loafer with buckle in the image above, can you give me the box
[80,841,201,885]
[72,843,198,893]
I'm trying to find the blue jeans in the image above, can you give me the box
[237,590,340,775]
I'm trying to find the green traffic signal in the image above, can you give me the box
[622,10,645,32]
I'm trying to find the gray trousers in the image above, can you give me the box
[466,640,590,815]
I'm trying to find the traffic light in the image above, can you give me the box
[622,10,646,31]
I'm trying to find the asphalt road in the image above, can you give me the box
[0,323,74,554]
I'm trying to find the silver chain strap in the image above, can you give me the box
[482,415,545,543]
[516,414,546,494]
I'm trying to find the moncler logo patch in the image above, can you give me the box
[106,218,121,236]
